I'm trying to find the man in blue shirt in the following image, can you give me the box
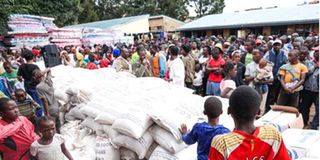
[264,39,288,112]
[179,97,230,160]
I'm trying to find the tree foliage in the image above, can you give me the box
[0,0,225,33]
[188,0,225,17]
[95,0,189,21]
[79,0,99,24]
[0,0,81,32]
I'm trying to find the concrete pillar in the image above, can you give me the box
[312,24,319,35]
[287,25,296,35]
[223,29,230,38]
[237,29,247,39]
[263,26,271,35]
[206,30,212,36]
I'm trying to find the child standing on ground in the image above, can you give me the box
[30,116,73,160]
[15,89,40,126]
[193,63,204,95]
[179,97,230,160]
[208,86,291,160]
[220,62,237,98]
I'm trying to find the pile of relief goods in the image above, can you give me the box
[49,28,82,47]
[5,14,56,48]
[81,28,134,47]
[81,28,114,47]
[52,65,201,160]
[49,65,310,160]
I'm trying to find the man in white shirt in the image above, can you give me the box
[245,49,273,116]
[166,46,185,87]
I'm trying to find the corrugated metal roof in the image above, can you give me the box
[178,4,319,31]
[149,15,185,24]
[63,14,149,29]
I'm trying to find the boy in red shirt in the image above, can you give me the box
[206,48,225,96]
[86,54,98,70]
[208,86,291,160]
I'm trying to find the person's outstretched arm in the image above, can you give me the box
[61,143,73,160]
[179,124,197,145]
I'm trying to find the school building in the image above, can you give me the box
[148,15,185,39]
[177,4,319,38]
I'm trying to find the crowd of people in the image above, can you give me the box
[0,32,318,160]
[56,32,318,130]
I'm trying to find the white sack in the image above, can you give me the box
[112,108,153,139]
[95,136,120,160]
[149,125,187,154]
[149,145,197,160]
[111,131,154,159]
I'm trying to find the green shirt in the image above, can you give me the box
[131,52,139,64]
[1,69,18,89]
[245,53,253,66]
[0,90,7,98]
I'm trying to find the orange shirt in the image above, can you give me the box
[278,63,308,83]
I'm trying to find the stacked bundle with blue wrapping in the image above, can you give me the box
[5,14,56,48]
[49,28,82,47]
[81,28,114,47]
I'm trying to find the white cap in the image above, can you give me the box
[272,39,282,45]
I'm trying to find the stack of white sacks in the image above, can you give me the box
[52,65,202,160]
[51,65,306,160]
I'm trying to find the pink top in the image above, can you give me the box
[0,116,39,160]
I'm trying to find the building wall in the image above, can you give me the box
[223,29,230,38]
[206,30,212,36]
[116,17,150,34]
[263,26,271,35]
[312,23,319,34]
[163,17,184,32]
[287,25,296,35]
[149,17,164,32]
[182,23,318,38]
[149,16,184,32]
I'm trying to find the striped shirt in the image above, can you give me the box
[16,97,40,117]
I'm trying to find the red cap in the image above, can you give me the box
[255,39,262,45]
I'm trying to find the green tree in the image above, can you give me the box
[78,0,99,24]
[33,0,82,27]
[95,0,189,21]
[188,0,225,17]
[0,0,81,33]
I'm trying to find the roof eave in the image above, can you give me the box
[177,19,319,31]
